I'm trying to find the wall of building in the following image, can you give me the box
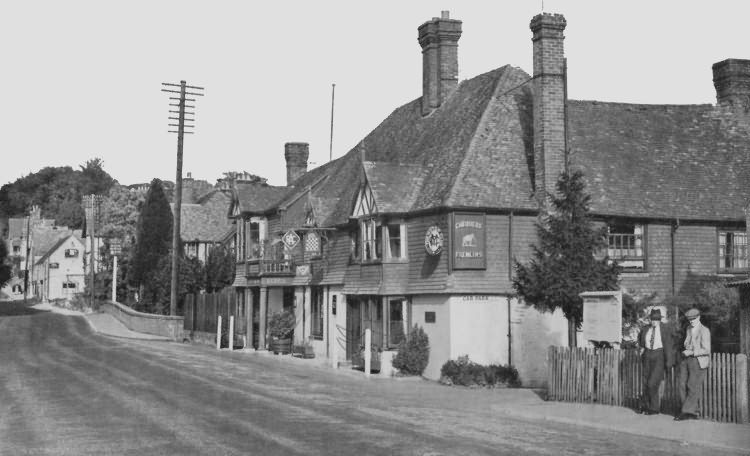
[449,295,509,366]
[412,294,451,380]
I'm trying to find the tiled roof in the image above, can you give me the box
[568,101,750,221]
[272,63,750,225]
[172,191,232,242]
[36,234,79,264]
[233,182,288,214]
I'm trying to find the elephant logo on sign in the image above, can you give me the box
[462,233,477,247]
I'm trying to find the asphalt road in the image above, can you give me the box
[0,301,743,456]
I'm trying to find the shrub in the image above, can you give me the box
[392,324,430,376]
[268,309,296,339]
[440,355,521,388]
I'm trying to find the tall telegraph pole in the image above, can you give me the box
[161,81,204,316]
[83,194,103,308]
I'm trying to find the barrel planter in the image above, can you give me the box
[271,337,292,354]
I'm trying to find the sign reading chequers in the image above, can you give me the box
[452,212,486,269]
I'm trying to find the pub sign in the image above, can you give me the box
[452,212,486,269]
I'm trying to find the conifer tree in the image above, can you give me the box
[513,170,619,346]
[128,179,172,310]
[0,240,12,289]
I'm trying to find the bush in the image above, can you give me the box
[440,355,521,388]
[268,309,296,339]
[391,324,429,376]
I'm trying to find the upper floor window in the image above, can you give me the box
[385,222,407,260]
[607,223,645,270]
[12,245,20,255]
[362,219,381,261]
[248,222,261,259]
[64,248,79,258]
[185,242,198,258]
[719,231,747,271]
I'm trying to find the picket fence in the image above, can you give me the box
[547,346,749,424]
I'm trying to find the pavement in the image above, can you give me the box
[37,301,750,454]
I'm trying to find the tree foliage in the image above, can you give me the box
[0,158,117,229]
[205,245,235,292]
[0,240,12,289]
[513,170,620,346]
[128,179,172,289]
[140,253,204,315]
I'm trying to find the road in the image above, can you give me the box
[0,300,743,455]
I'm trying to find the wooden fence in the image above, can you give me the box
[184,288,246,346]
[547,346,749,424]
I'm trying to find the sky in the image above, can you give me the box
[2,0,749,188]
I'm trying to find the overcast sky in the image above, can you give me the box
[2,0,748,188]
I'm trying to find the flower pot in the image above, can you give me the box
[271,337,292,354]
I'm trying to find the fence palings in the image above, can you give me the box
[547,347,749,424]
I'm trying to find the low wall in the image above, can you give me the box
[101,301,184,341]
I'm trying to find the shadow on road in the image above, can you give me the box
[0,301,50,317]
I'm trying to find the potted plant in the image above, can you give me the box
[268,309,296,354]
[293,337,316,359]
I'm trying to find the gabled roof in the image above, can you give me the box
[35,233,82,264]
[268,60,750,226]
[172,190,233,242]
[231,182,288,215]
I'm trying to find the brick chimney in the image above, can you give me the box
[285,142,309,186]
[713,59,750,110]
[418,11,462,116]
[530,13,567,202]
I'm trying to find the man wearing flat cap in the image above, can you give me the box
[637,308,674,415]
[674,308,711,421]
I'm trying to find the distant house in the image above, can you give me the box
[34,234,86,301]
[172,188,234,263]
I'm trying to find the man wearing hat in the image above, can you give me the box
[637,308,674,415]
[674,308,711,421]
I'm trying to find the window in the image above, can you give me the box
[607,223,645,270]
[236,220,245,261]
[362,219,381,261]
[64,249,79,258]
[311,287,324,339]
[385,223,407,260]
[12,246,20,255]
[719,231,747,271]
[62,282,77,290]
[49,262,59,269]
[350,227,360,262]
[247,221,260,259]
[185,242,198,258]
[386,298,410,348]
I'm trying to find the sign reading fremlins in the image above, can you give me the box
[452,213,486,269]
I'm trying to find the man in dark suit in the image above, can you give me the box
[638,308,674,415]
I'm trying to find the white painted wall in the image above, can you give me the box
[510,299,568,388]
[412,295,450,381]
[449,295,509,366]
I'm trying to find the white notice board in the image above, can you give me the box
[581,290,622,344]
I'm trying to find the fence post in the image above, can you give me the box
[738,354,748,424]
[229,316,235,352]
[364,328,371,378]
[217,315,222,350]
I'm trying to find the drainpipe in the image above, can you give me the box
[671,219,680,297]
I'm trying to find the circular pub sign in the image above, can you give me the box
[424,225,444,255]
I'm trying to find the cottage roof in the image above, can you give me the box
[232,182,288,215]
[274,62,750,225]
[36,234,80,264]
[172,191,232,242]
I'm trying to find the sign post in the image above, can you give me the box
[580,290,623,347]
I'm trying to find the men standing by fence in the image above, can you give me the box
[674,308,711,421]
[638,308,674,415]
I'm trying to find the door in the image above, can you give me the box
[346,297,361,360]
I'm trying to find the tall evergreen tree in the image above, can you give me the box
[513,170,620,346]
[128,179,173,310]
[205,245,235,292]
[0,240,12,289]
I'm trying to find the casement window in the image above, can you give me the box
[362,219,382,261]
[311,287,324,339]
[607,223,645,270]
[236,220,245,261]
[49,262,59,269]
[386,298,410,348]
[718,231,747,271]
[62,282,77,290]
[64,249,79,258]
[385,223,407,260]
[185,242,198,258]
[245,218,268,260]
